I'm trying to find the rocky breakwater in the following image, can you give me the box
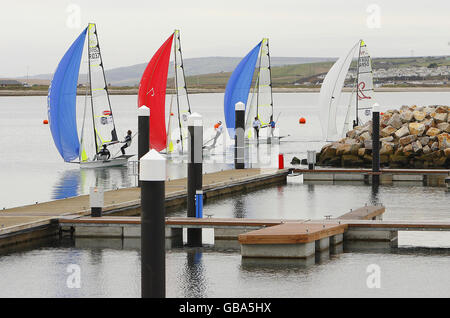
[317,105,450,168]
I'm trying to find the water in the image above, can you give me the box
[0,92,449,297]
[1,92,450,208]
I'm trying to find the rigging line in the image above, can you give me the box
[91,23,117,139]
[355,40,363,125]
[173,31,184,153]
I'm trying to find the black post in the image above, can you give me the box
[372,103,380,186]
[140,150,166,298]
[187,113,203,247]
[138,106,150,185]
[235,102,245,169]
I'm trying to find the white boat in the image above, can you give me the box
[319,40,375,142]
[48,23,135,168]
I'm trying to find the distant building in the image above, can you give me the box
[0,79,23,87]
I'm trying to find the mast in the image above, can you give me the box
[87,24,98,154]
[266,38,274,122]
[354,39,362,128]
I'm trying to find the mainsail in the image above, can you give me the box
[48,27,87,162]
[356,40,374,126]
[85,23,118,156]
[318,41,360,141]
[172,30,191,152]
[245,38,274,138]
[138,34,174,152]
[224,41,262,138]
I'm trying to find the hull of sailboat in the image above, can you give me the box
[79,155,134,169]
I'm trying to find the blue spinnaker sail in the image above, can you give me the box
[224,41,262,138]
[48,28,87,162]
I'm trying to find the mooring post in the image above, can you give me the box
[140,149,166,298]
[138,106,150,185]
[89,187,104,217]
[372,103,381,185]
[187,113,203,247]
[235,102,245,169]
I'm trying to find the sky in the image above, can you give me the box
[1,0,449,77]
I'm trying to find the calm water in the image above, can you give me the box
[1,92,450,208]
[0,92,449,297]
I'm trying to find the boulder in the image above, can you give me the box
[399,134,417,146]
[418,136,430,146]
[424,106,436,115]
[437,133,450,149]
[403,143,413,153]
[431,141,439,151]
[336,144,352,156]
[341,155,363,167]
[413,110,426,121]
[432,112,448,123]
[412,140,423,153]
[423,145,431,154]
[395,125,410,138]
[380,142,394,155]
[408,122,426,136]
[380,136,394,142]
[426,127,441,137]
[359,131,371,142]
[435,106,449,114]
[381,126,397,137]
[400,110,414,123]
[437,122,450,133]
[387,113,403,129]
[358,148,369,157]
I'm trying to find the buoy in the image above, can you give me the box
[299,117,306,124]
[170,112,174,116]
[43,119,49,125]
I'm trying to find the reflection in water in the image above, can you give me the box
[52,166,133,200]
[370,182,380,206]
[52,169,80,200]
[233,196,246,218]
[181,249,206,298]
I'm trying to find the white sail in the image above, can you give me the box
[319,41,359,141]
[356,40,374,126]
[87,23,118,154]
[256,38,273,127]
[173,30,191,152]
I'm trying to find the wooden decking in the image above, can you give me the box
[0,168,288,246]
[338,205,385,220]
[238,223,347,244]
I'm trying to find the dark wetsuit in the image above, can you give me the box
[121,135,132,155]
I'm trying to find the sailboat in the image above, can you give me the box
[138,30,191,154]
[319,39,374,141]
[48,23,134,168]
[223,38,274,141]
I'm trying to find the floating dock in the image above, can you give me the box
[0,168,288,248]
[294,168,450,185]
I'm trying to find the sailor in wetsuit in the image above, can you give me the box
[97,144,111,161]
[121,130,132,155]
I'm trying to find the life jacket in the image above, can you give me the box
[214,123,220,129]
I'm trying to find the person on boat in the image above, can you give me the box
[210,121,223,148]
[269,116,276,138]
[252,117,261,141]
[121,130,132,155]
[97,144,111,161]
[176,139,183,154]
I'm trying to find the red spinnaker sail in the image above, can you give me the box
[138,34,174,151]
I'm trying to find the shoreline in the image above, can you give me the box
[1,86,450,97]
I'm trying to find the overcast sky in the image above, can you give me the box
[1,0,449,77]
